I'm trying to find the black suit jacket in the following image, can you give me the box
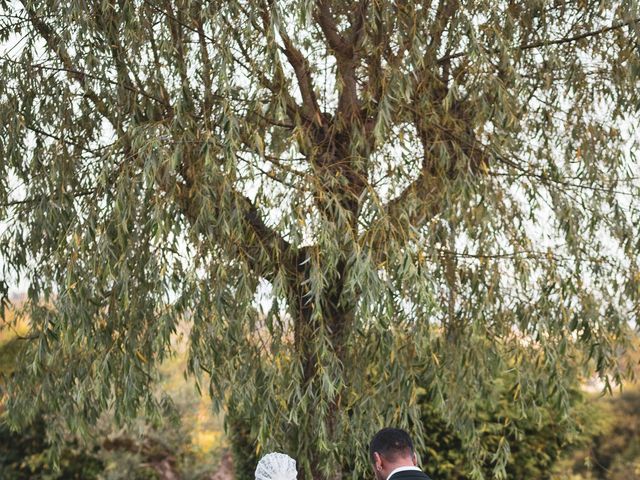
[388,469,432,480]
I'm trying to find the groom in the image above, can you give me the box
[369,428,432,480]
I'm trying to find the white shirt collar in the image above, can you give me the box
[386,466,421,480]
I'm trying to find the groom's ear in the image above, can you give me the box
[373,452,383,471]
[412,452,418,466]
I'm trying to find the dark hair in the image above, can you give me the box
[369,428,415,463]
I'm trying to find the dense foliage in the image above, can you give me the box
[0,325,224,480]
[1,1,639,479]
[0,335,104,479]
[228,352,590,480]
[0,412,105,480]
[417,378,586,479]
[575,387,640,479]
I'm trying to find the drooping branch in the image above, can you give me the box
[436,16,640,64]
[92,1,163,122]
[22,2,119,130]
[178,187,298,281]
[427,0,460,62]
[361,1,387,121]
[0,189,98,208]
[257,0,323,124]
[363,0,458,138]
[195,4,215,124]
[20,123,111,157]
[163,0,193,106]
[361,100,489,262]
[350,0,369,48]
[221,13,306,125]
[1,57,169,108]
[22,1,298,284]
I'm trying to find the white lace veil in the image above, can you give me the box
[255,452,298,480]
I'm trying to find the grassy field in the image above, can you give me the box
[0,306,29,377]
[156,333,228,473]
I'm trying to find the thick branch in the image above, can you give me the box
[313,1,362,120]
[256,0,323,123]
[175,180,298,282]
[279,34,323,123]
[314,0,351,56]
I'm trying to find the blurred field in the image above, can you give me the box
[551,342,640,480]
[0,307,29,382]
[156,327,229,472]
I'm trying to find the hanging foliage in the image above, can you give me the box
[1,1,639,479]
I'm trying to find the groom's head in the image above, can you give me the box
[369,428,417,480]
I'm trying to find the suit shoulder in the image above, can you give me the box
[389,471,432,480]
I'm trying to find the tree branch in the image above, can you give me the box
[195,5,215,125]
[279,34,323,123]
[21,124,109,157]
[349,0,369,49]
[92,1,166,122]
[361,98,487,262]
[175,180,298,282]
[314,0,351,56]
[21,2,118,129]
[221,14,306,124]
[257,1,323,124]
[437,248,568,261]
[313,0,361,120]
[437,16,640,64]
[21,2,298,284]
[1,189,97,208]
[2,57,168,108]
[428,0,460,60]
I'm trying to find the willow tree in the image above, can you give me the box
[1,1,639,478]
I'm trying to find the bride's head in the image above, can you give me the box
[255,452,297,480]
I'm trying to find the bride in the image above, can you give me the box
[255,452,298,480]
